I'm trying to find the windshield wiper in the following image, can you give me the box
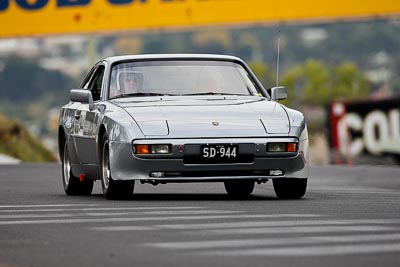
[181,92,247,96]
[113,92,175,98]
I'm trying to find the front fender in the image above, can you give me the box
[285,106,309,178]
[100,103,144,143]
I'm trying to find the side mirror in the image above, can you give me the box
[270,86,287,101]
[70,89,94,109]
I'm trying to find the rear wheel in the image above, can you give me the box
[61,140,93,195]
[273,178,307,199]
[101,136,135,200]
[224,180,255,198]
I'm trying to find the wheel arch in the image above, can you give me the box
[97,124,107,164]
[58,125,66,160]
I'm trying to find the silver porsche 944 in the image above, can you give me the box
[58,54,309,200]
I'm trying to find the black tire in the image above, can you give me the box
[273,178,307,199]
[101,135,135,200]
[224,180,255,198]
[61,139,93,196]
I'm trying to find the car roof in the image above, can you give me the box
[102,54,245,65]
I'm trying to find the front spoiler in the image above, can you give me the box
[108,138,309,182]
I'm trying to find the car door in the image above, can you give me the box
[73,64,105,164]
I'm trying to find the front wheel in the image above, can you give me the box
[101,136,135,200]
[224,180,255,198]
[61,140,93,196]
[273,178,307,199]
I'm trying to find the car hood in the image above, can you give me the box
[113,97,290,138]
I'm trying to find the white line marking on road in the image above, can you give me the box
[0,204,100,209]
[156,218,400,230]
[93,226,156,231]
[148,233,400,250]
[0,214,290,225]
[0,210,241,219]
[0,206,206,213]
[0,213,130,219]
[139,210,242,215]
[206,243,400,256]
[201,225,398,235]
[85,212,136,217]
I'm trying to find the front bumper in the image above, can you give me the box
[109,137,309,182]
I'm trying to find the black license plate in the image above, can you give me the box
[201,144,238,160]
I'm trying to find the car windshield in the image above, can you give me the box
[109,60,262,98]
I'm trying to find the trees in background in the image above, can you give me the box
[0,56,74,134]
[251,59,370,107]
[0,55,72,103]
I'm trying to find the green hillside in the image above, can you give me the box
[0,114,57,162]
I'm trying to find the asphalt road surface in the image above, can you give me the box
[0,163,400,267]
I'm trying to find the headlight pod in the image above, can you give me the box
[267,142,297,153]
[151,144,171,154]
[134,144,172,154]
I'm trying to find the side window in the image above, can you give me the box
[88,66,105,102]
[81,67,96,89]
